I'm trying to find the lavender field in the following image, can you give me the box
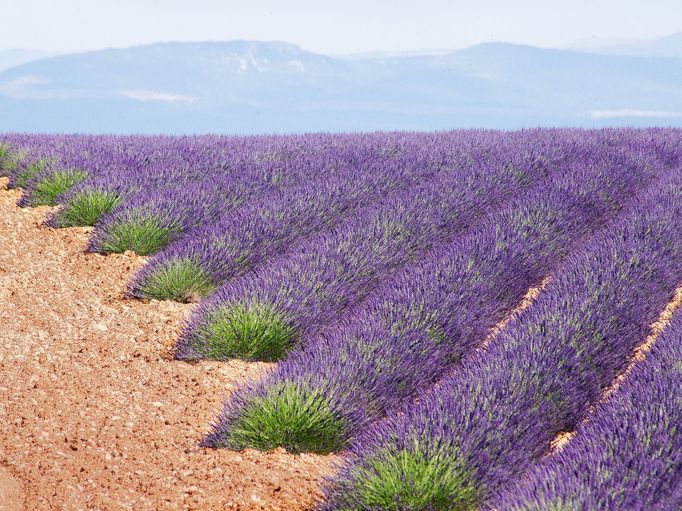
[1,129,681,510]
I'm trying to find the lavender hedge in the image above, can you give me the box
[48,135,252,229]
[2,134,65,189]
[86,133,450,255]
[491,303,682,510]
[127,131,536,301]
[202,148,667,453]
[0,142,26,180]
[323,171,682,510]
[175,132,585,362]
[48,133,333,229]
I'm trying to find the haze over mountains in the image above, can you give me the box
[586,32,682,59]
[1,33,681,134]
[0,49,56,72]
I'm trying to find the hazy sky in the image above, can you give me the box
[2,0,681,54]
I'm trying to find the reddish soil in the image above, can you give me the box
[483,277,549,347]
[0,179,335,510]
[0,466,22,511]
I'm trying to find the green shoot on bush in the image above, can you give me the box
[54,190,122,227]
[98,216,177,255]
[31,169,88,206]
[194,301,295,361]
[344,444,478,510]
[137,258,214,302]
[222,383,348,454]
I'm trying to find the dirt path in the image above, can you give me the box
[0,179,335,510]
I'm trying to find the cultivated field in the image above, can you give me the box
[0,129,680,510]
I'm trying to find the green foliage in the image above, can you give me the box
[346,444,478,510]
[0,145,24,177]
[137,258,214,302]
[195,301,295,361]
[385,302,448,346]
[222,383,348,454]
[99,216,176,255]
[0,144,11,175]
[31,169,88,206]
[14,158,50,188]
[54,190,122,227]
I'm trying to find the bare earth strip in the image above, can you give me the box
[482,277,549,349]
[0,179,335,510]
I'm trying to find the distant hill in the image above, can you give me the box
[591,32,682,59]
[0,40,681,133]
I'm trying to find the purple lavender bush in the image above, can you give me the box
[46,135,232,228]
[490,302,682,510]
[0,138,29,178]
[322,171,682,510]
[47,163,187,228]
[86,132,433,255]
[176,134,574,362]
[46,133,296,228]
[5,135,194,215]
[16,135,101,207]
[3,135,63,189]
[128,131,530,302]
[22,168,89,207]
[1,134,106,202]
[18,137,120,207]
[202,147,667,453]
[18,135,184,209]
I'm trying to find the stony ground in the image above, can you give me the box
[0,178,335,510]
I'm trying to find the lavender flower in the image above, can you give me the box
[323,171,682,510]
[205,147,667,453]
[490,296,682,510]
[177,139,563,361]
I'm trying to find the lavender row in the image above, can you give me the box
[127,131,541,301]
[323,171,682,510]
[85,132,472,255]
[50,134,312,230]
[177,129,682,362]
[1,134,68,189]
[17,136,186,208]
[175,131,585,362]
[1,134,218,214]
[48,133,368,229]
[492,302,682,510]
[203,146,666,454]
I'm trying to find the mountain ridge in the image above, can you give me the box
[1,39,681,133]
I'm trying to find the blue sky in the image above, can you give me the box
[2,0,681,54]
